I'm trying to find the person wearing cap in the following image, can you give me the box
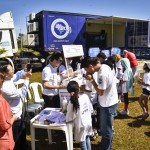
[137,62,150,120]
[124,50,138,76]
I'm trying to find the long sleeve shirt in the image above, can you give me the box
[0,94,15,150]
[1,70,29,117]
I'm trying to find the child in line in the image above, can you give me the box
[137,62,150,120]
[82,70,99,140]
[114,54,123,102]
[119,58,134,115]
[66,81,93,150]
[116,62,123,102]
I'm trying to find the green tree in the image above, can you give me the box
[0,48,7,55]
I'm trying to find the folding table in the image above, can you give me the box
[30,108,73,150]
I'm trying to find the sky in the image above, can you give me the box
[0,0,150,37]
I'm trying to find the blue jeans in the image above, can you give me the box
[80,136,91,150]
[100,103,118,150]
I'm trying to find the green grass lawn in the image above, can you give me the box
[27,72,150,150]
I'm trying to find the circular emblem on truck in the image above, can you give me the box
[51,18,71,39]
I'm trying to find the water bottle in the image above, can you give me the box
[77,63,81,74]
[62,96,68,111]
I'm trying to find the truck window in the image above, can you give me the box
[9,30,15,49]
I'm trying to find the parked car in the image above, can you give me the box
[14,50,45,71]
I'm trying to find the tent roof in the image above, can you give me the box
[86,16,150,25]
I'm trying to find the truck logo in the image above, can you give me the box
[51,18,72,39]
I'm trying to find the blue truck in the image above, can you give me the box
[26,10,105,61]
[26,11,150,61]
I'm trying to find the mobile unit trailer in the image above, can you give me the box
[26,10,102,60]
[26,10,150,60]
[86,16,150,57]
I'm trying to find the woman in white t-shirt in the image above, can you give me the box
[59,58,78,80]
[137,62,150,120]
[66,81,93,150]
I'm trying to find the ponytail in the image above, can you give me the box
[67,81,80,112]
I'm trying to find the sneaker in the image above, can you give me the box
[137,113,145,118]
[119,109,129,115]
[141,113,149,120]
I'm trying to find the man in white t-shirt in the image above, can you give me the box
[42,52,64,108]
[81,57,118,150]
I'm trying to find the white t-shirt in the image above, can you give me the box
[121,70,128,93]
[142,72,150,91]
[59,64,73,76]
[98,64,118,107]
[42,64,58,96]
[66,94,93,142]
[59,64,66,75]
[83,71,98,105]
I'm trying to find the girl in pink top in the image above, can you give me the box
[0,72,17,150]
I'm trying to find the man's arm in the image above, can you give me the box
[2,72,32,100]
[84,73,105,96]
[90,79,105,96]
[12,70,25,82]
[42,80,64,89]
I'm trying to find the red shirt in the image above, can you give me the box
[124,52,138,68]
[0,95,15,150]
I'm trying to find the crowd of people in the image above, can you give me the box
[0,49,150,150]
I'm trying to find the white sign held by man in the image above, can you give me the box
[62,45,84,58]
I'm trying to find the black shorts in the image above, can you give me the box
[142,88,150,96]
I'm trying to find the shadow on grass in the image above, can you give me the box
[26,126,101,150]
[145,131,150,137]
[27,128,69,150]
[129,96,139,103]
[114,112,134,120]
[128,119,150,128]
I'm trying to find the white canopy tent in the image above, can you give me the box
[86,16,150,50]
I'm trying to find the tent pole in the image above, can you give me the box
[112,17,114,49]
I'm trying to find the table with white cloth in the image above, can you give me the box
[30,108,73,150]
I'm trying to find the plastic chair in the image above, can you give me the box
[29,82,44,106]
[22,89,43,115]
[14,79,25,89]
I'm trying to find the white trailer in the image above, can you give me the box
[0,12,18,58]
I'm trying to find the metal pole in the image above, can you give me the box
[26,16,29,49]
[112,16,114,48]
[20,28,22,50]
